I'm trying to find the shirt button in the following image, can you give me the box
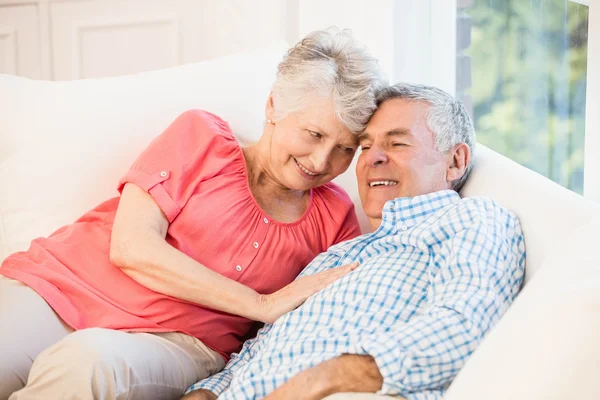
[263,217,269,224]
[235,265,242,272]
[159,170,167,177]
[253,242,259,249]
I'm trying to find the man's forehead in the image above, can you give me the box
[362,99,430,140]
[357,128,412,141]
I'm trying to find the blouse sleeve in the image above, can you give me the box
[319,182,362,244]
[333,203,362,243]
[118,109,237,223]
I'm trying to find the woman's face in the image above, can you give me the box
[265,95,358,191]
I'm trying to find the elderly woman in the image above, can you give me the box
[0,29,387,400]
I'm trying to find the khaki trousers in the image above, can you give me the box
[0,276,224,400]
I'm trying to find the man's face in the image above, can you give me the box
[357,98,455,230]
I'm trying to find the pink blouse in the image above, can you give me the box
[0,110,361,361]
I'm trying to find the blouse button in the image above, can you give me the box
[235,265,242,272]
[159,171,168,177]
[263,217,269,224]
[253,242,259,249]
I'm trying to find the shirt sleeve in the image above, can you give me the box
[185,323,275,396]
[118,109,236,223]
[357,210,526,397]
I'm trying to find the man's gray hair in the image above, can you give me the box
[271,28,388,133]
[376,83,476,192]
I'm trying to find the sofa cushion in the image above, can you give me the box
[0,43,287,262]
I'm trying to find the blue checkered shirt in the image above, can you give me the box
[187,190,526,399]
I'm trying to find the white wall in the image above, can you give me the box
[291,0,456,91]
[0,0,291,80]
[293,0,395,81]
[0,0,453,85]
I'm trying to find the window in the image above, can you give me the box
[457,0,590,194]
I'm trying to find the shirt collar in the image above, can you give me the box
[378,189,461,232]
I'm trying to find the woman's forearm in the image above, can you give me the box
[111,233,267,322]
[110,183,269,321]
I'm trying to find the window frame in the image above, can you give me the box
[582,0,600,201]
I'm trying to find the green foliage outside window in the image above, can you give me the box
[464,0,588,193]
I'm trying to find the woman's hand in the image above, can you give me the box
[258,262,359,324]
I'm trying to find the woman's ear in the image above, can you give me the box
[446,143,470,184]
[265,92,275,121]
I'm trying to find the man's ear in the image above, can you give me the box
[265,92,275,121]
[446,143,471,184]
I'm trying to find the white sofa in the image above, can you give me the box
[2,44,599,400]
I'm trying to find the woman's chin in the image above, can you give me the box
[282,171,325,191]
[286,181,318,191]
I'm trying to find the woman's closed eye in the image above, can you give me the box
[309,130,323,139]
[337,144,356,154]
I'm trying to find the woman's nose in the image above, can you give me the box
[310,148,331,172]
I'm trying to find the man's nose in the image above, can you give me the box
[366,145,389,167]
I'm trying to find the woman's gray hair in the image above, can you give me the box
[376,83,476,192]
[271,28,388,133]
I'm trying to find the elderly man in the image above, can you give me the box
[183,83,525,400]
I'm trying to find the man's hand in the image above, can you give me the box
[264,354,404,400]
[180,389,217,400]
